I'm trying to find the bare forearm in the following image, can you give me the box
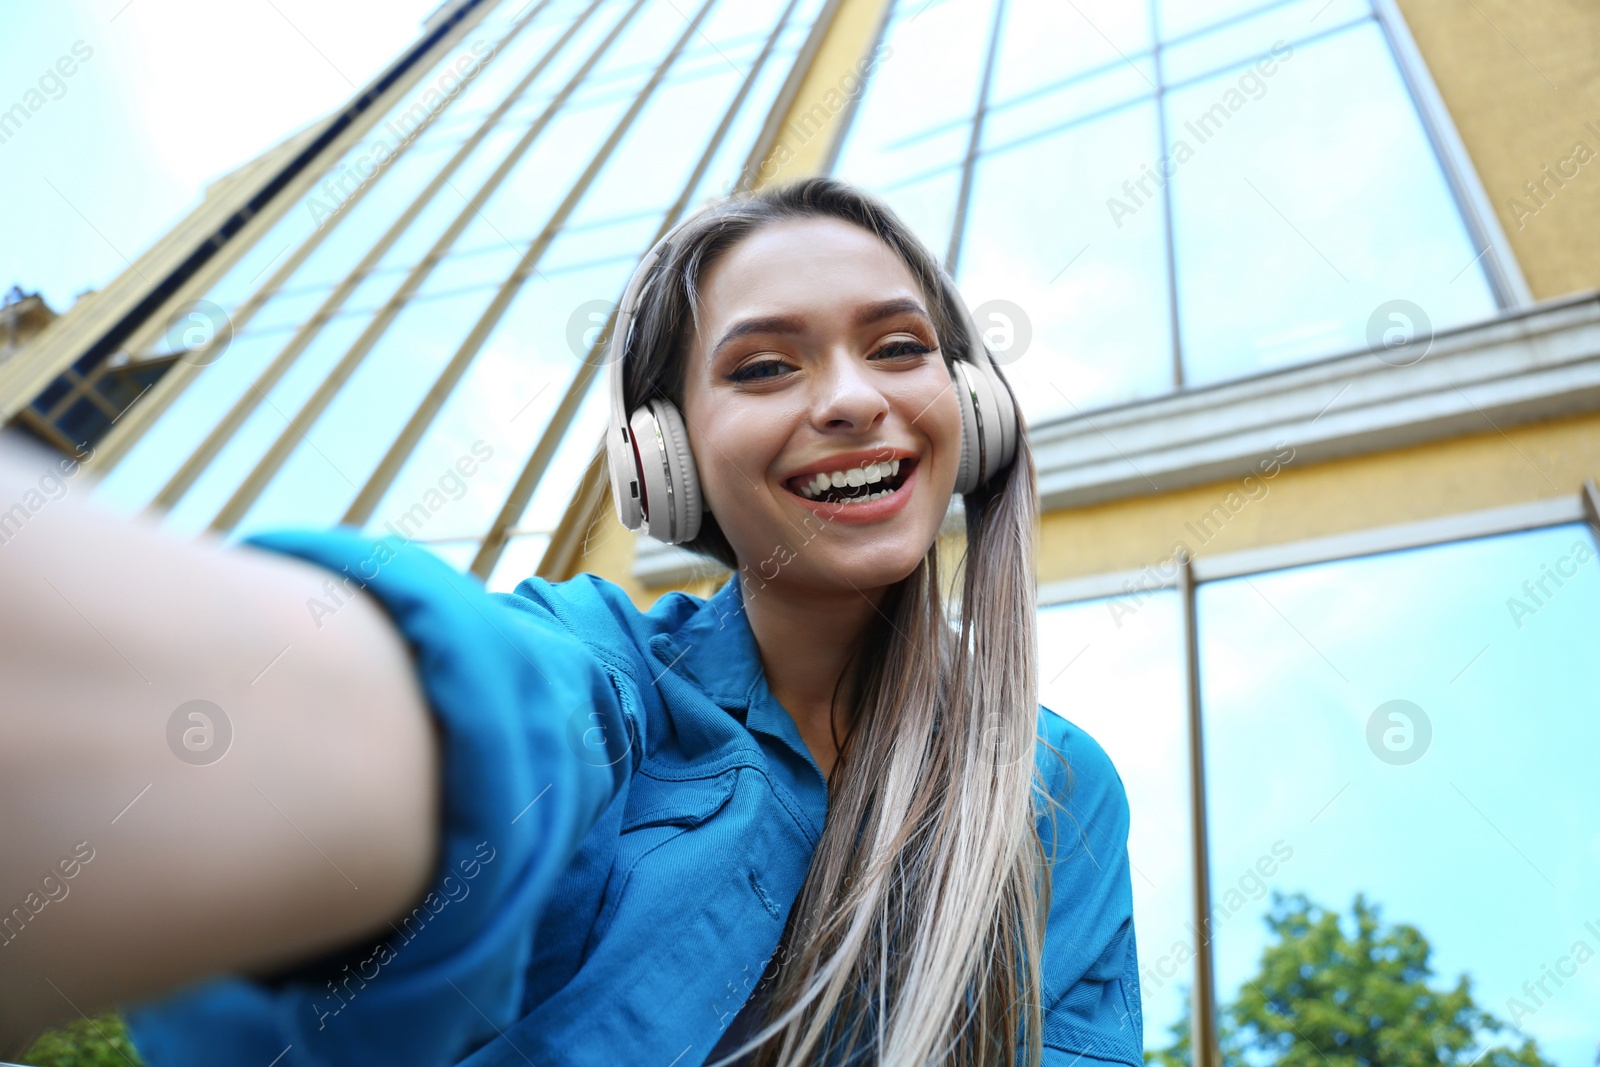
[0,436,441,1051]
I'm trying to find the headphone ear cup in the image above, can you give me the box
[609,410,645,532]
[968,358,1017,484]
[651,398,702,543]
[630,399,702,544]
[950,360,982,495]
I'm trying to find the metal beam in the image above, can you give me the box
[206,0,652,534]
[469,0,812,579]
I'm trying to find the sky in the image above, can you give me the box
[0,0,445,314]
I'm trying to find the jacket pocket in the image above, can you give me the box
[590,771,740,945]
[619,769,737,832]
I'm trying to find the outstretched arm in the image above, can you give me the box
[0,434,441,1054]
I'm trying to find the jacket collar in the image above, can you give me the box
[648,570,766,714]
[647,572,832,812]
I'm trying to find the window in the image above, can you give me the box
[1040,512,1600,1066]
[830,0,1507,424]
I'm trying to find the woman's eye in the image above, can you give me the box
[873,340,935,360]
[730,358,791,382]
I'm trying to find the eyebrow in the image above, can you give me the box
[709,297,932,362]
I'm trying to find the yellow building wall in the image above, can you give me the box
[1038,409,1600,584]
[1394,0,1600,300]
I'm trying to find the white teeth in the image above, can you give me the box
[793,459,910,499]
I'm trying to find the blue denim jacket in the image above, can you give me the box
[124,527,1142,1067]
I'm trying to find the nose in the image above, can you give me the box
[810,346,889,434]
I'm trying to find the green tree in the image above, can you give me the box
[1146,892,1554,1067]
[21,1012,145,1067]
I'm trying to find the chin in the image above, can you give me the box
[797,540,933,595]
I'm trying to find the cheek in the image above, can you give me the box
[685,402,783,508]
[923,382,965,482]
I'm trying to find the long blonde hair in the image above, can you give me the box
[622,175,1061,1066]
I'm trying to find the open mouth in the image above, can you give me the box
[785,457,917,505]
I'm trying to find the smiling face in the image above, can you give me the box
[679,215,963,597]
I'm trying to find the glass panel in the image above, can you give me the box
[417,539,482,572]
[691,18,821,202]
[191,216,319,337]
[431,0,589,120]
[568,50,753,227]
[547,209,667,266]
[140,1,551,346]
[1166,22,1497,385]
[427,0,630,139]
[264,127,482,294]
[830,0,998,252]
[1038,591,1190,1054]
[154,311,379,537]
[90,330,295,513]
[1196,525,1600,1067]
[1161,0,1369,87]
[411,245,525,302]
[960,99,1174,421]
[413,96,636,267]
[358,122,544,277]
[487,532,554,592]
[358,251,635,541]
[339,266,413,318]
[507,370,611,546]
[243,285,342,335]
[864,164,966,267]
[982,59,1155,153]
[989,0,1152,107]
[1158,0,1288,43]
[578,0,710,86]
[229,287,511,538]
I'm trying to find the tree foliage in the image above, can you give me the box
[22,1012,146,1067]
[1146,892,1553,1067]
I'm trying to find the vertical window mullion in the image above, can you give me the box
[1150,0,1186,391]
[1180,551,1221,1067]
[945,0,1009,276]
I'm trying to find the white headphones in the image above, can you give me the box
[605,215,1020,545]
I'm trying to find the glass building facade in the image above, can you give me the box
[4,0,1597,1063]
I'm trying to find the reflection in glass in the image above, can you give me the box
[229,287,515,540]
[359,253,634,542]
[960,98,1174,421]
[488,533,555,591]
[1038,591,1190,1054]
[1197,525,1600,1067]
[1159,0,1368,87]
[1166,21,1496,384]
[988,0,1151,108]
[91,330,294,512]
[829,0,997,254]
[1157,0,1290,43]
[154,313,378,537]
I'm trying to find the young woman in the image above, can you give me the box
[0,176,1140,1066]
